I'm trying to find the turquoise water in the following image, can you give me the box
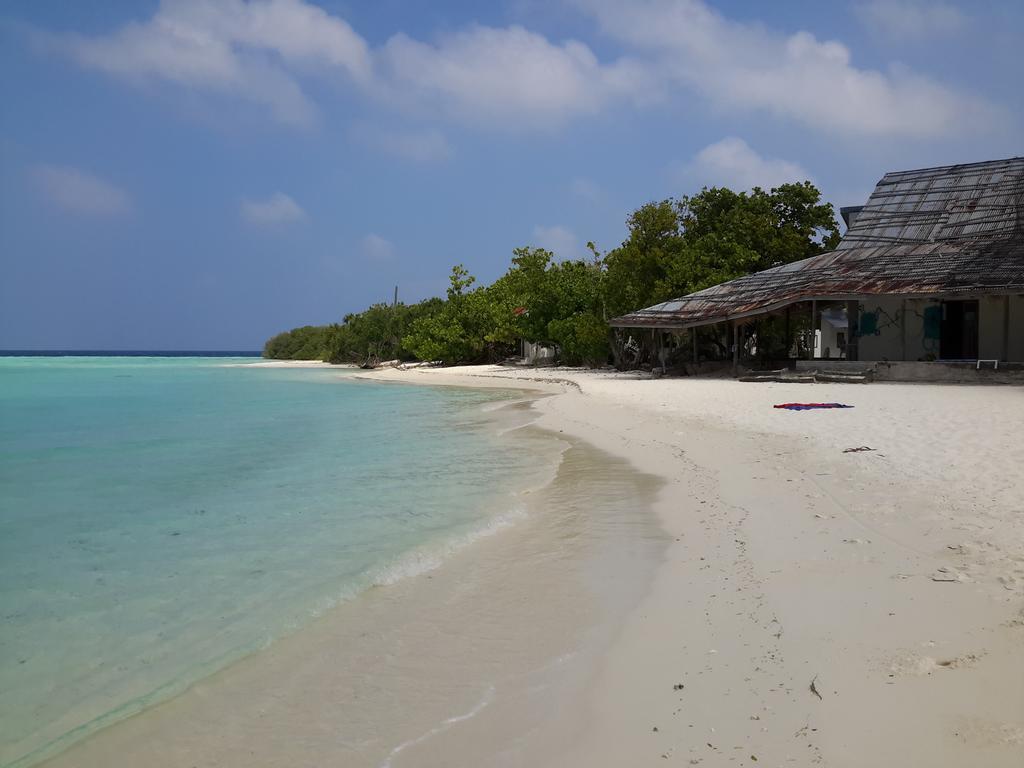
[0,358,552,766]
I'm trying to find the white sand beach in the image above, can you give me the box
[358,365,1024,766]
[42,366,1023,767]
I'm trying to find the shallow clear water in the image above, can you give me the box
[0,358,552,766]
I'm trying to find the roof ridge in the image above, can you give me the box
[879,156,1024,182]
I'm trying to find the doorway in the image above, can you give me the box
[939,300,979,360]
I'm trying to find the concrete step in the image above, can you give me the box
[739,368,873,384]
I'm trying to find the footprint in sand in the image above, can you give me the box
[882,650,983,677]
[953,717,1024,747]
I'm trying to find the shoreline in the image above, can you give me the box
[36,381,668,768]
[12,376,566,768]
[224,359,342,368]
[36,365,1024,766]
[356,365,1024,766]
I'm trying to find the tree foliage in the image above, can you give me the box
[603,182,840,316]
[262,325,332,360]
[263,181,840,369]
[401,265,509,364]
[322,299,443,364]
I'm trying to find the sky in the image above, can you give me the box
[1,0,1021,350]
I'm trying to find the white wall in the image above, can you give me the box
[522,340,556,364]
[814,325,844,359]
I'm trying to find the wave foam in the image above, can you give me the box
[380,685,495,768]
[369,503,529,588]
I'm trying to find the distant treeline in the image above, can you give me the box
[263,182,840,367]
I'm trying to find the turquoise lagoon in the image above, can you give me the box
[0,357,554,766]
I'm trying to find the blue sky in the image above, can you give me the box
[1,0,1021,350]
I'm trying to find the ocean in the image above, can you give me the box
[0,356,560,767]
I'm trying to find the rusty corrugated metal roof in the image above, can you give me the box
[611,157,1024,329]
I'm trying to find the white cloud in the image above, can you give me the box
[352,126,453,163]
[378,25,654,126]
[689,137,812,191]
[358,233,396,262]
[31,164,131,216]
[574,0,992,137]
[569,177,603,204]
[532,224,584,259]
[63,0,370,126]
[855,1,966,41]
[59,3,651,130]
[240,193,305,225]
[51,0,992,139]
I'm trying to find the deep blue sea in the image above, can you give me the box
[0,357,551,766]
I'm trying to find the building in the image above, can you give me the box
[610,157,1024,380]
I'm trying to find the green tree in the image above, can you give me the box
[601,200,684,317]
[485,247,559,346]
[264,181,838,369]
[547,312,608,366]
[666,182,839,295]
[483,246,610,365]
[262,325,331,360]
[403,266,506,363]
[602,182,840,316]
[321,298,446,364]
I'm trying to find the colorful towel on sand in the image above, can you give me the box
[774,402,854,411]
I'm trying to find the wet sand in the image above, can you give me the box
[40,400,667,767]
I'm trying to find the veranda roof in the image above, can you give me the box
[611,157,1024,330]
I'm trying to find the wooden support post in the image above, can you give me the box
[900,299,908,361]
[692,328,698,364]
[1004,295,1011,362]
[732,320,740,376]
[784,305,792,360]
[846,300,859,362]
[809,300,817,360]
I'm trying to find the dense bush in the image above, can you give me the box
[264,182,840,368]
[262,325,332,360]
[548,312,610,366]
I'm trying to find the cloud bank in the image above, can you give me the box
[574,0,990,137]
[532,224,584,260]
[855,1,967,41]
[240,192,306,225]
[358,233,396,262]
[689,138,812,191]
[31,165,131,216]
[378,25,651,126]
[56,0,994,138]
[64,0,370,127]
[352,126,453,164]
